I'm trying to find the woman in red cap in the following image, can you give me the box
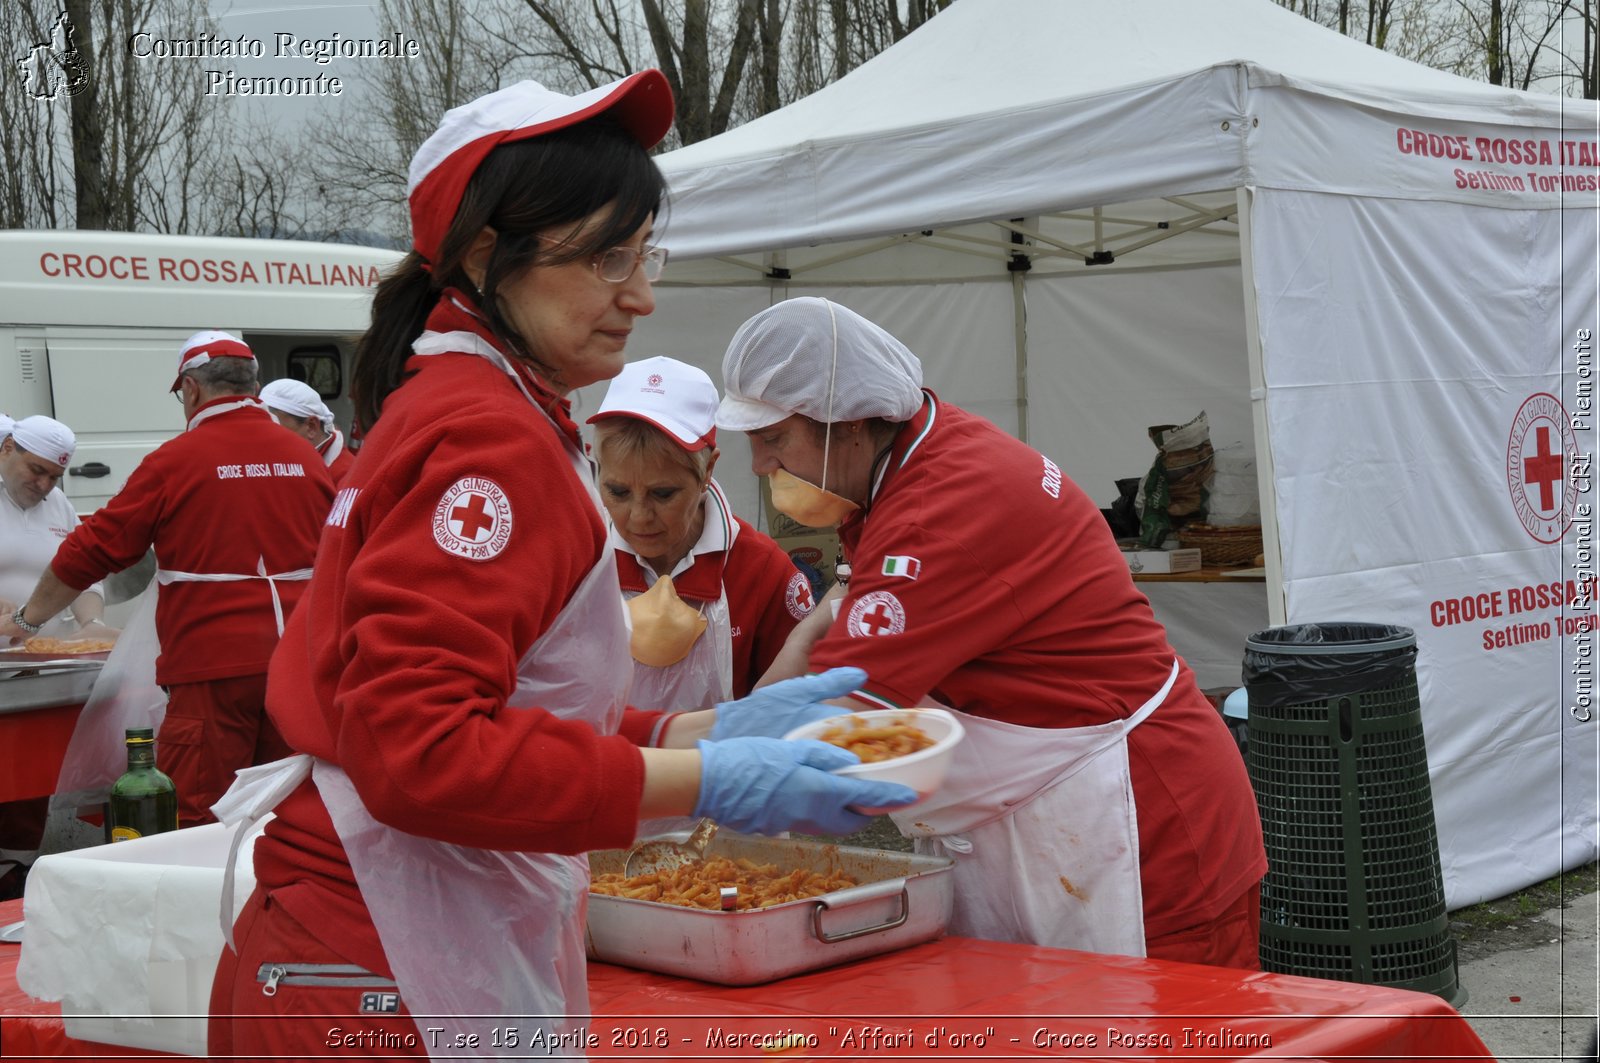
[207,76,914,1059]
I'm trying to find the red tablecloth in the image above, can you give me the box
[0,702,82,802]
[0,897,1494,1061]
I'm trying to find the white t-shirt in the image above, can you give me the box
[0,483,103,636]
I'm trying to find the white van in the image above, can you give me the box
[0,230,402,514]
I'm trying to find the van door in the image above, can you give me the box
[44,326,199,513]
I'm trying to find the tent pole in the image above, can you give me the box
[1012,270,1029,444]
[1236,185,1286,626]
[1010,220,1031,444]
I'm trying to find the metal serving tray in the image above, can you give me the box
[0,665,101,713]
[585,832,953,985]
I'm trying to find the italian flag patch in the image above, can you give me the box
[881,555,922,580]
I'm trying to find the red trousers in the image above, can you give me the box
[1146,880,1261,970]
[160,675,292,828]
[210,887,423,1061]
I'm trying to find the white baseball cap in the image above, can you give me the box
[10,414,76,467]
[588,356,717,452]
[716,298,924,432]
[172,330,255,392]
[260,378,335,431]
[407,72,674,264]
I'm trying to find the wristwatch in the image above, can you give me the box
[11,606,42,636]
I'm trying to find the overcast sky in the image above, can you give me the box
[179,1,389,127]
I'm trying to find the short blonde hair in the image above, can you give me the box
[593,418,711,481]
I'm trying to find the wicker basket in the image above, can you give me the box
[1177,524,1263,566]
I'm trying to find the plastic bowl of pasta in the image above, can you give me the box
[783,707,965,813]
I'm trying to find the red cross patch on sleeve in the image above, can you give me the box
[432,476,514,560]
[846,590,907,637]
[784,570,816,619]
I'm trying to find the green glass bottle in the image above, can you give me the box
[107,727,178,842]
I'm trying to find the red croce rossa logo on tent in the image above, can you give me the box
[1506,392,1577,543]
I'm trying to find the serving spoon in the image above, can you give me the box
[622,816,718,877]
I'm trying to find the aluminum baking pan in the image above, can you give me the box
[586,831,953,985]
[0,666,100,713]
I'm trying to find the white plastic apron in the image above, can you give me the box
[624,589,733,714]
[216,327,630,1060]
[51,398,311,816]
[891,658,1179,956]
[627,586,731,840]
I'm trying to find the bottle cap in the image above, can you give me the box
[125,727,155,743]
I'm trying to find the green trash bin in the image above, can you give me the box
[1243,621,1465,1007]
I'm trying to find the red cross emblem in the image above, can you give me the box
[450,493,495,541]
[433,477,514,560]
[1522,426,1563,512]
[847,591,906,638]
[1506,393,1576,544]
[784,570,815,619]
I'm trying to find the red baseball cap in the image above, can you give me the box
[171,330,255,392]
[406,71,674,264]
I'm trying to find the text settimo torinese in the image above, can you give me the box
[1432,576,1599,651]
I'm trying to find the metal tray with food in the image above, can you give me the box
[0,665,102,711]
[585,831,953,985]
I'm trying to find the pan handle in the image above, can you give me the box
[811,882,909,943]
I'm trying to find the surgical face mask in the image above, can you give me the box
[628,574,707,667]
[765,300,861,529]
[768,467,859,528]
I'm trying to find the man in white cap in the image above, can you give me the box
[0,413,113,899]
[3,331,336,828]
[0,415,111,640]
[259,378,355,485]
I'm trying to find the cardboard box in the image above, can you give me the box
[20,821,261,1056]
[1120,547,1203,574]
[778,531,842,590]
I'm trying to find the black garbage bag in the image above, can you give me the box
[1243,622,1417,709]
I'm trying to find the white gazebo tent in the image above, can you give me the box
[615,0,1600,906]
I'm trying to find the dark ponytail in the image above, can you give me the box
[351,253,436,434]
[351,114,666,432]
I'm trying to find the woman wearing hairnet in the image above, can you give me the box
[206,80,914,1058]
[718,297,1267,969]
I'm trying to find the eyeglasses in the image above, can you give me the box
[545,237,668,283]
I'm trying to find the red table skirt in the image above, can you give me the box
[0,897,1494,1061]
[0,702,82,803]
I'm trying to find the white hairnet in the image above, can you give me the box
[11,414,76,466]
[715,298,923,431]
[260,378,335,431]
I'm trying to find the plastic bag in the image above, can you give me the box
[1242,622,1417,708]
[1138,412,1214,546]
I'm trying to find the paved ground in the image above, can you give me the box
[1456,887,1599,1061]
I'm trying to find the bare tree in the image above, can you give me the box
[0,4,71,228]
[0,0,263,232]
[304,0,518,246]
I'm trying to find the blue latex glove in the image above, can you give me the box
[709,667,867,742]
[693,737,919,836]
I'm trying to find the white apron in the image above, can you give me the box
[216,327,630,1060]
[616,487,735,840]
[891,658,1179,957]
[50,399,312,816]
